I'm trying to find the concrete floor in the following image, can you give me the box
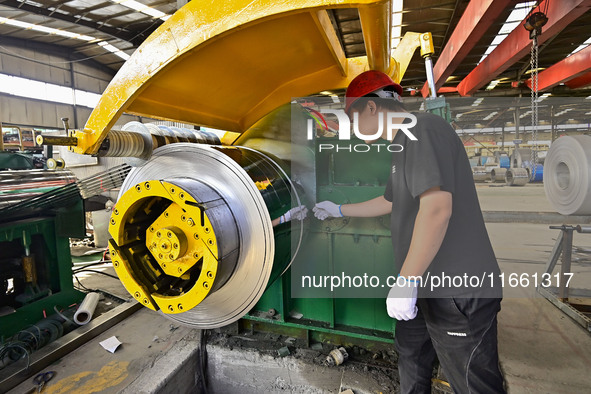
[7,184,591,393]
[478,183,591,392]
[476,183,553,212]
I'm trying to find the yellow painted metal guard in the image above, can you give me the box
[74,0,396,154]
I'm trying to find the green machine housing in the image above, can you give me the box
[0,194,86,339]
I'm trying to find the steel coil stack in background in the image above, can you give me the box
[510,148,544,183]
[494,151,510,169]
[490,168,507,183]
[478,156,495,166]
[472,166,489,182]
[511,148,531,169]
[544,135,591,215]
[526,165,544,182]
[505,168,529,186]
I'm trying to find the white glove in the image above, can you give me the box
[279,205,308,224]
[313,201,343,220]
[386,277,419,321]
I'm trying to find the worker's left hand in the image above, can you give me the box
[386,277,419,320]
[280,205,308,224]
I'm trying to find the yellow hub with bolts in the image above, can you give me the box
[108,180,219,314]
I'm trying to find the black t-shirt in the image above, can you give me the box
[384,112,501,298]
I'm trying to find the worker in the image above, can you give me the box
[313,70,505,393]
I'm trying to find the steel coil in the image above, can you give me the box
[97,122,221,163]
[544,135,591,215]
[472,166,489,182]
[111,144,304,328]
[510,148,531,169]
[524,163,544,182]
[494,151,510,169]
[490,167,507,183]
[478,156,495,166]
[505,168,529,186]
[499,155,510,169]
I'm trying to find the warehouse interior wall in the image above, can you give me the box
[0,38,138,130]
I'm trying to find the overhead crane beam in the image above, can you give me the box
[419,0,513,97]
[565,71,591,89]
[525,45,591,91]
[456,0,591,96]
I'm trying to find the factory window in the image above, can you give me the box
[0,73,101,108]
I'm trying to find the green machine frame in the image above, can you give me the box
[0,201,86,339]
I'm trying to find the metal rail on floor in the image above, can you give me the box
[537,225,591,332]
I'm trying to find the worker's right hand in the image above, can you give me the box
[313,201,343,220]
[386,277,419,321]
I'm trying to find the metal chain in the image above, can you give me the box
[530,34,539,181]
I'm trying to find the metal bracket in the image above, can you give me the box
[537,225,591,332]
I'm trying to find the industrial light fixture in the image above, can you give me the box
[537,93,551,102]
[483,111,498,120]
[0,17,95,41]
[98,41,130,60]
[471,98,484,107]
[113,0,170,21]
[568,36,591,57]
[520,110,532,118]
[486,80,500,90]
[555,108,573,117]
[0,16,129,60]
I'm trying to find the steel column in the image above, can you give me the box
[457,0,591,96]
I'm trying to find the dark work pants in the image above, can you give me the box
[394,297,505,394]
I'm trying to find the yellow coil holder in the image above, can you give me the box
[108,180,218,314]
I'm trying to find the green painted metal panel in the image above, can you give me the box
[250,108,397,342]
[0,214,85,339]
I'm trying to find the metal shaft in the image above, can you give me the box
[424,56,437,98]
[36,135,78,147]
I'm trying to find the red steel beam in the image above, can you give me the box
[565,71,591,89]
[438,87,458,94]
[420,0,513,98]
[456,0,591,96]
[525,45,591,91]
